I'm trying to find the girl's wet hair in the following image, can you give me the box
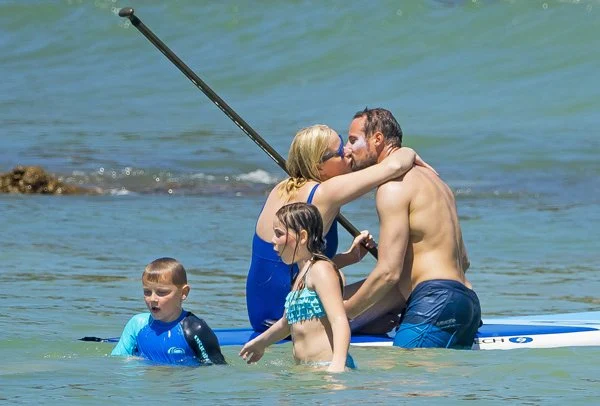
[142,257,187,286]
[353,107,403,147]
[275,202,327,257]
[275,202,342,290]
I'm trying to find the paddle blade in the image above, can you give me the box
[79,336,120,343]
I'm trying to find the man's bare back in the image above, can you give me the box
[388,165,470,300]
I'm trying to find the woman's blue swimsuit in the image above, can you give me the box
[111,310,226,366]
[246,184,338,332]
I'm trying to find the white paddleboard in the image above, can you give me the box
[214,311,600,350]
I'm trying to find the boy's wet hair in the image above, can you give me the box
[142,257,187,286]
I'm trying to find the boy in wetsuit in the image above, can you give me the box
[111,257,226,365]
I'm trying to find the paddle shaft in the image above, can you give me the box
[79,336,119,343]
[118,7,377,258]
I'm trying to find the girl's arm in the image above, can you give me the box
[313,148,418,221]
[310,262,351,373]
[332,230,376,269]
[239,316,290,364]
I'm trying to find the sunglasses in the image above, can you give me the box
[320,133,345,163]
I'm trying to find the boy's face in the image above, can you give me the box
[142,278,189,323]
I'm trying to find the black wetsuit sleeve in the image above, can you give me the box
[181,312,227,365]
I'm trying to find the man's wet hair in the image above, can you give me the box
[353,107,403,147]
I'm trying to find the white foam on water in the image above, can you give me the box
[236,169,279,184]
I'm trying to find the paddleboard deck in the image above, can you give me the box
[215,311,600,350]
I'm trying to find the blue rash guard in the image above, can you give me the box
[246,184,339,332]
[111,310,226,366]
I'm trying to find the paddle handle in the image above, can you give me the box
[119,7,378,259]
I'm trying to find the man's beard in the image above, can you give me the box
[351,153,378,172]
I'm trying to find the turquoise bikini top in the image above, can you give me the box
[284,267,326,325]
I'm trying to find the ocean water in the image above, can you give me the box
[1,0,599,404]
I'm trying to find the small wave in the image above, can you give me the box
[59,166,279,196]
[108,188,134,196]
[190,173,216,181]
[236,169,280,184]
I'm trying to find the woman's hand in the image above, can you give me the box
[332,230,377,268]
[414,152,438,176]
[387,147,438,176]
[348,230,376,263]
[386,147,416,175]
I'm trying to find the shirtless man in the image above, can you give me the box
[343,108,480,349]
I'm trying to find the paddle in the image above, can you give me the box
[79,336,120,343]
[117,7,378,259]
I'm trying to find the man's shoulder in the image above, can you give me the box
[377,173,413,196]
[375,168,423,210]
[383,165,441,190]
[376,181,411,213]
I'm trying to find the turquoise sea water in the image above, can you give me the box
[1,0,599,404]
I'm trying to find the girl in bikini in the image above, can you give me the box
[239,202,375,373]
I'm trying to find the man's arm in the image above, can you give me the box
[344,181,411,320]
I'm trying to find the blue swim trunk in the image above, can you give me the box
[393,279,481,349]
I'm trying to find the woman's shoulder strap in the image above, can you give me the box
[306,183,320,204]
